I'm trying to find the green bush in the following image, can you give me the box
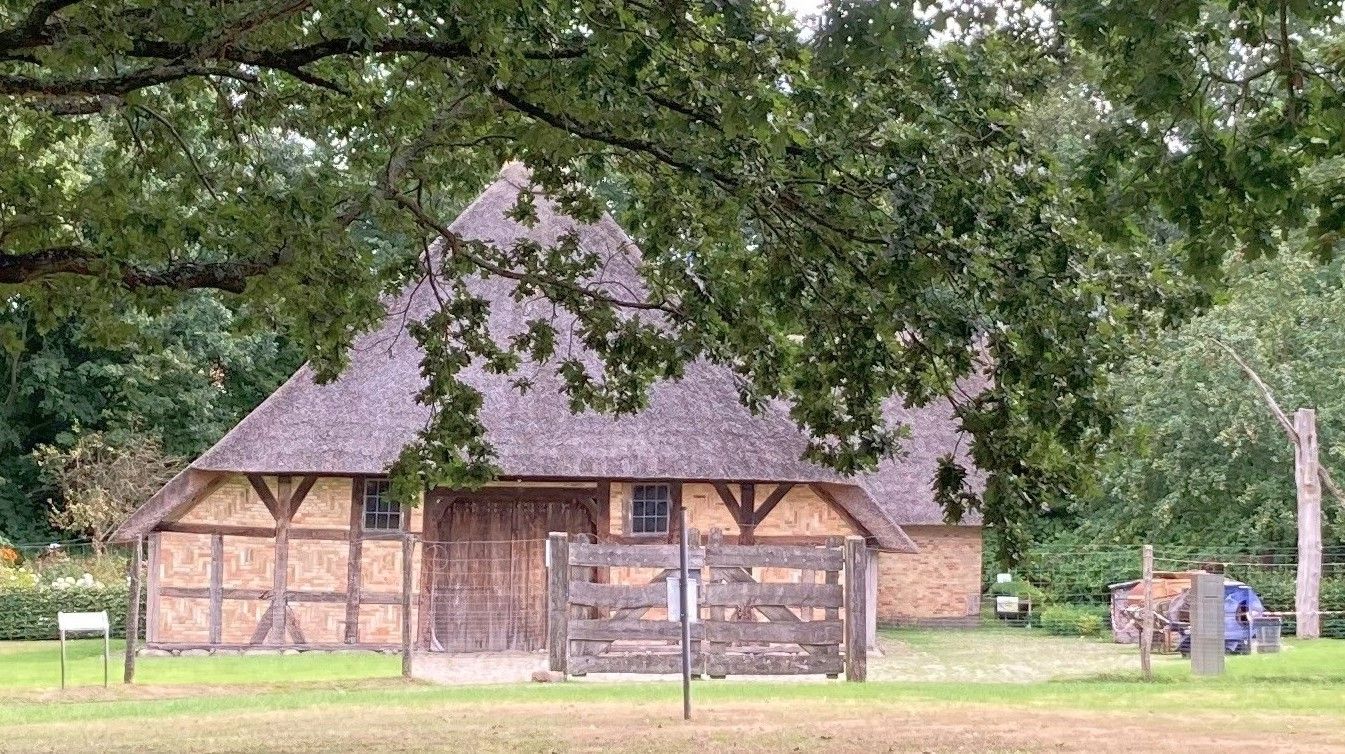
[0,559,130,640]
[988,580,1048,604]
[1040,605,1108,637]
[0,584,129,640]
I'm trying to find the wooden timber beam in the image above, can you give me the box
[711,482,742,524]
[595,479,612,541]
[234,475,325,645]
[156,523,278,538]
[208,534,223,644]
[153,522,373,541]
[667,481,684,545]
[247,475,281,519]
[160,586,406,605]
[806,483,874,542]
[739,482,757,544]
[289,475,319,519]
[753,483,794,525]
[267,475,294,644]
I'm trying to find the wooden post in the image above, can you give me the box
[843,535,867,682]
[547,532,571,674]
[59,629,66,690]
[739,482,756,545]
[208,533,224,645]
[345,477,364,644]
[595,480,611,541]
[401,533,414,678]
[123,537,144,684]
[1140,544,1153,680]
[1295,408,1322,639]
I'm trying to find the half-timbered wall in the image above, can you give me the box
[148,477,981,647]
[149,475,422,648]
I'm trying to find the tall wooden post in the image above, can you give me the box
[1295,408,1322,639]
[547,532,571,674]
[123,537,144,684]
[1140,544,1153,680]
[400,533,414,678]
[843,536,868,682]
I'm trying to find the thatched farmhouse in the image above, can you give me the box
[112,164,983,653]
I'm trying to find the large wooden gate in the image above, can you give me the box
[547,530,867,680]
[420,491,596,652]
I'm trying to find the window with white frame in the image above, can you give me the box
[361,478,402,531]
[629,483,671,536]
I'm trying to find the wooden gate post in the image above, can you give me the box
[843,536,867,682]
[1294,408,1322,639]
[1140,544,1153,680]
[401,533,414,678]
[123,537,144,684]
[547,532,571,674]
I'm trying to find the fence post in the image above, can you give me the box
[123,537,144,684]
[401,533,414,678]
[1140,544,1153,680]
[843,535,867,682]
[1294,407,1322,639]
[548,532,571,674]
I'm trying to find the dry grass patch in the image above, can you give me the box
[4,698,1343,753]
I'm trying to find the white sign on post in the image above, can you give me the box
[57,610,110,689]
[58,611,110,633]
[666,576,699,623]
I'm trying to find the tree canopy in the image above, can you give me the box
[1055,0,1345,273]
[9,0,1328,559]
[0,295,298,540]
[1067,252,1345,550]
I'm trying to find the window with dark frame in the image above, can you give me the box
[629,483,671,536]
[361,478,402,531]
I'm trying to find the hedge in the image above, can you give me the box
[0,586,130,640]
[1039,605,1108,637]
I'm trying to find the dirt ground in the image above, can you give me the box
[410,629,1146,685]
[6,698,1342,753]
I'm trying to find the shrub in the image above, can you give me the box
[1040,605,1108,637]
[988,580,1047,604]
[0,563,129,640]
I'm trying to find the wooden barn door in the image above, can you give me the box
[422,490,596,652]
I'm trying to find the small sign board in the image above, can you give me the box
[995,596,1020,615]
[58,611,110,633]
[996,573,1013,584]
[666,576,699,623]
[57,610,110,689]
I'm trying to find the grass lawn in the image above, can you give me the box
[3,633,1345,752]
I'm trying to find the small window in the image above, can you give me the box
[630,484,671,536]
[362,478,402,531]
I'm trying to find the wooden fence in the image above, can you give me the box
[547,530,867,681]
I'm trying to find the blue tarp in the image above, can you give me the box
[1179,583,1267,655]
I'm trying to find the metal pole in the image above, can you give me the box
[679,507,691,721]
[103,628,109,688]
[59,631,66,690]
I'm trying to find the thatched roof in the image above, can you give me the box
[115,164,981,546]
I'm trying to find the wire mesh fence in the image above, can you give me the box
[979,544,1345,666]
